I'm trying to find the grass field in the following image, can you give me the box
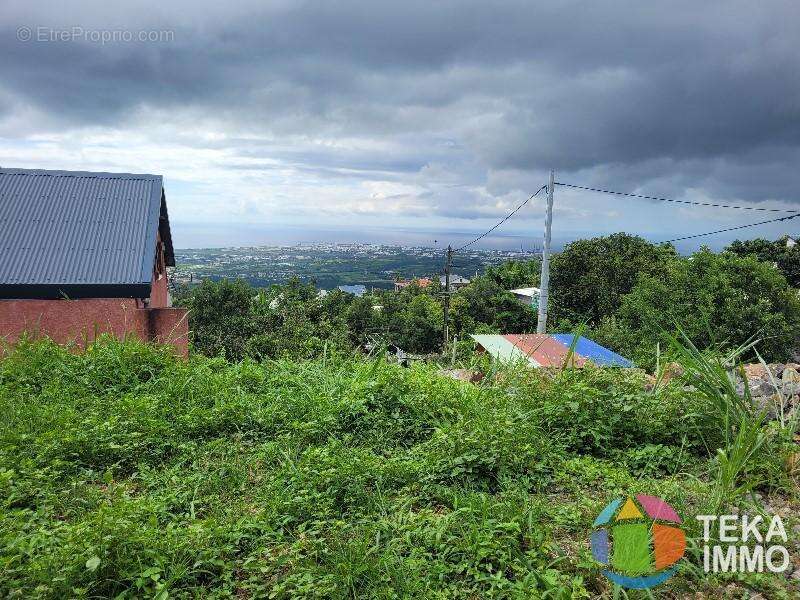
[0,338,797,598]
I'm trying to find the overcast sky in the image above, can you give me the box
[2,1,799,250]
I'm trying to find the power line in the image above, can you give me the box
[447,178,797,258]
[555,182,800,214]
[454,185,548,252]
[664,214,800,243]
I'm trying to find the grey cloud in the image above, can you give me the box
[1,0,799,226]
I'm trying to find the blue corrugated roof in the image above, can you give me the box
[0,167,174,299]
[551,334,634,367]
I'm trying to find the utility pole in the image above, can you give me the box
[537,170,554,333]
[443,245,452,349]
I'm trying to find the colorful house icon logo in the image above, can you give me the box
[591,495,686,589]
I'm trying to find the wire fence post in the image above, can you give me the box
[537,170,555,333]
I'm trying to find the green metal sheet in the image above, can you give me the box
[470,334,539,366]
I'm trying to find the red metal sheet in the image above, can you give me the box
[504,334,587,368]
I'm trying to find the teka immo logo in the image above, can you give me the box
[591,495,686,589]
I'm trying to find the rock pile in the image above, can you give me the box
[736,363,800,420]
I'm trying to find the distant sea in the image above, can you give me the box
[172,222,750,253]
[172,223,551,251]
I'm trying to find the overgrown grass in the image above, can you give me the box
[0,337,796,598]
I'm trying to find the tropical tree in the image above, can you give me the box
[181,278,256,360]
[483,259,540,290]
[548,233,677,327]
[726,236,800,287]
[388,293,443,353]
[599,250,800,366]
[451,278,536,335]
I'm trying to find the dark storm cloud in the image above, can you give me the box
[2,0,800,218]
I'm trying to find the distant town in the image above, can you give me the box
[170,244,540,290]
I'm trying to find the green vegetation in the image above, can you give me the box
[593,248,800,367]
[183,278,352,361]
[3,236,799,598]
[177,234,800,370]
[726,236,800,287]
[1,337,797,598]
[178,273,537,359]
[548,233,677,327]
[542,234,800,368]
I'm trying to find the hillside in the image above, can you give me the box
[0,338,798,598]
[171,245,528,291]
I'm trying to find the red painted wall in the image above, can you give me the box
[0,298,189,356]
[150,271,169,308]
[149,230,170,308]
[0,229,187,354]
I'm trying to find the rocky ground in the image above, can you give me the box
[737,362,800,422]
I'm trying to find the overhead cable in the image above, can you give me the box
[454,185,548,252]
[555,182,799,214]
[664,214,800,243]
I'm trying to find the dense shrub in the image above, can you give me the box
[530,368,701,455]
[597,249,800,367]
[726,236,800,287]
[548,233,677,327]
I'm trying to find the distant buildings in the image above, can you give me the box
[394,274,471,292]
[439,275,471,290]
[171,245,530,291]
[394,277,433,291]
[508,287,541,307]
[338,284,367,296]
[0,167,188,355]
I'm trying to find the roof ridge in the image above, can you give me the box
[0,167,162,180]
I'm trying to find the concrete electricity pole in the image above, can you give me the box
[536,170,554,333]
[443,245,452,348]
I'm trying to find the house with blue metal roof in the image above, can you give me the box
[0,167,188,354]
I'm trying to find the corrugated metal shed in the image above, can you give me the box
[470,333,632,368]
[0,167,174,299]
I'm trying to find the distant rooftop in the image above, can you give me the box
[440,274,470,285]
[395,277,434,289]
[509,287,541,297]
